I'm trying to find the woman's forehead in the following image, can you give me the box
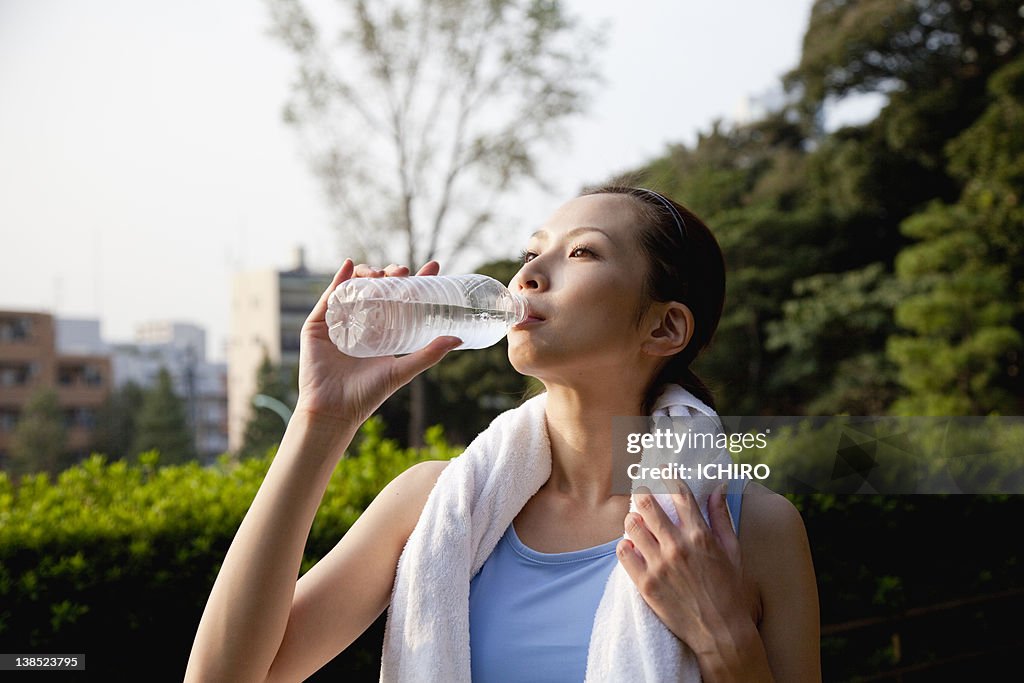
[541,193,638,235]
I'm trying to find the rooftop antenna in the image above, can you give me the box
[52,275,63,314]
[94,226,103,320]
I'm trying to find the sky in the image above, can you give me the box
[0,0,839,362]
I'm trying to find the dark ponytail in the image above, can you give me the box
[654,363,718,415]
[580,185,726,415]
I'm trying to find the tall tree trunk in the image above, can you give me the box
[408,374,426,448]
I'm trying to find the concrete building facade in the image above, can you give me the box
[227,248,331,451]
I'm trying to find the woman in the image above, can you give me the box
[186,187,820,682]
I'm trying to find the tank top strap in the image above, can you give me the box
[725,476,748,534]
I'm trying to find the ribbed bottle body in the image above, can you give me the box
[326,274,528,357]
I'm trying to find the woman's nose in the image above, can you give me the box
[514,264,546,292]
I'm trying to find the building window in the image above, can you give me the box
[84,365,103,386]
[79,408,97,429]
[0,317,32,342]
[0,409,19,432]
[281,332,301,353]
[62,408,97,429]
[0,364,32,387]
[58,364,102,387]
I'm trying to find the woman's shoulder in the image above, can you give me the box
[736,481,814,617]
[737,481,809,555]
[393,459,450,502]
[738,481,805,530]
[402,458,451,485]
[379,460,451,541]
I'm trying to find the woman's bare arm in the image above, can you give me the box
[265,458,449,682]
[184,414,354,682]
[185,416,448,682]
[740,484,822,682]
[185,259,460,682]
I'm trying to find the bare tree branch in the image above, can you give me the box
[264,0,602,265]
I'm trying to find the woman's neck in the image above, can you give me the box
[541,382,645,507]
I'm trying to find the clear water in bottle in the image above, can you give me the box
[325,274,528,357]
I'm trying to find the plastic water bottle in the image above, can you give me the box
[325,274,529,357]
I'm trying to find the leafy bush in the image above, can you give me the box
[0,417,460,680]
[0,416,1019,680]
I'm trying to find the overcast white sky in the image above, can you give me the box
[0,0,828,362]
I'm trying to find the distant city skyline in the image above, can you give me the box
[1,1,882,362]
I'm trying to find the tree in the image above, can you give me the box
[265,0,603,444]
[131,368,195,464]
[9,388,66,477]
[786,0,1023,129]
[887,55,1024,415]
[92,382,145,460]
[240,355,296,457]
[764,262,908,415]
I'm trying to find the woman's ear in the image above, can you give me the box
[642,302,694,357]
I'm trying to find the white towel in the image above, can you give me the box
[380,383,735,682]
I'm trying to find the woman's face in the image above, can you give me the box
[507,193,658,384]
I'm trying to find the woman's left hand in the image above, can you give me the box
[616,481,761,656]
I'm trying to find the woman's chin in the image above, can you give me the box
[508,354,536,378]
[508,346,552,379]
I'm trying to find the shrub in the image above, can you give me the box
[0,417,460,680]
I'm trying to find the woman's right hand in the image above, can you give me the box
[293,259,462,430]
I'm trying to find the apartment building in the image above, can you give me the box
[227,248,331,451]
[0,310,111,469]
[112,321,228,461]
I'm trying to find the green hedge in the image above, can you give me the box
[1,418,1020,681]
[0,417,459,680]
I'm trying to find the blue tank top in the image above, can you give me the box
[468,479,746,682]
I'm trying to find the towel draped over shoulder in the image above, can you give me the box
[380,384,736,682]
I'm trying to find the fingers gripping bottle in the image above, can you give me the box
[325,274,529,357]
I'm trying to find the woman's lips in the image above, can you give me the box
[512,317,545,331]
[513,306,546,330]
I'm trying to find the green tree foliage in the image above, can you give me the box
[620,1,1024,416]
[788,0,1024,216]
[787,0,1023,120]
[9,388,66,477]
[888,54,1024,415]
[240,356,296,458]
[130,369,195,464]
[92,382,144,461]
[766,263,908,414]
